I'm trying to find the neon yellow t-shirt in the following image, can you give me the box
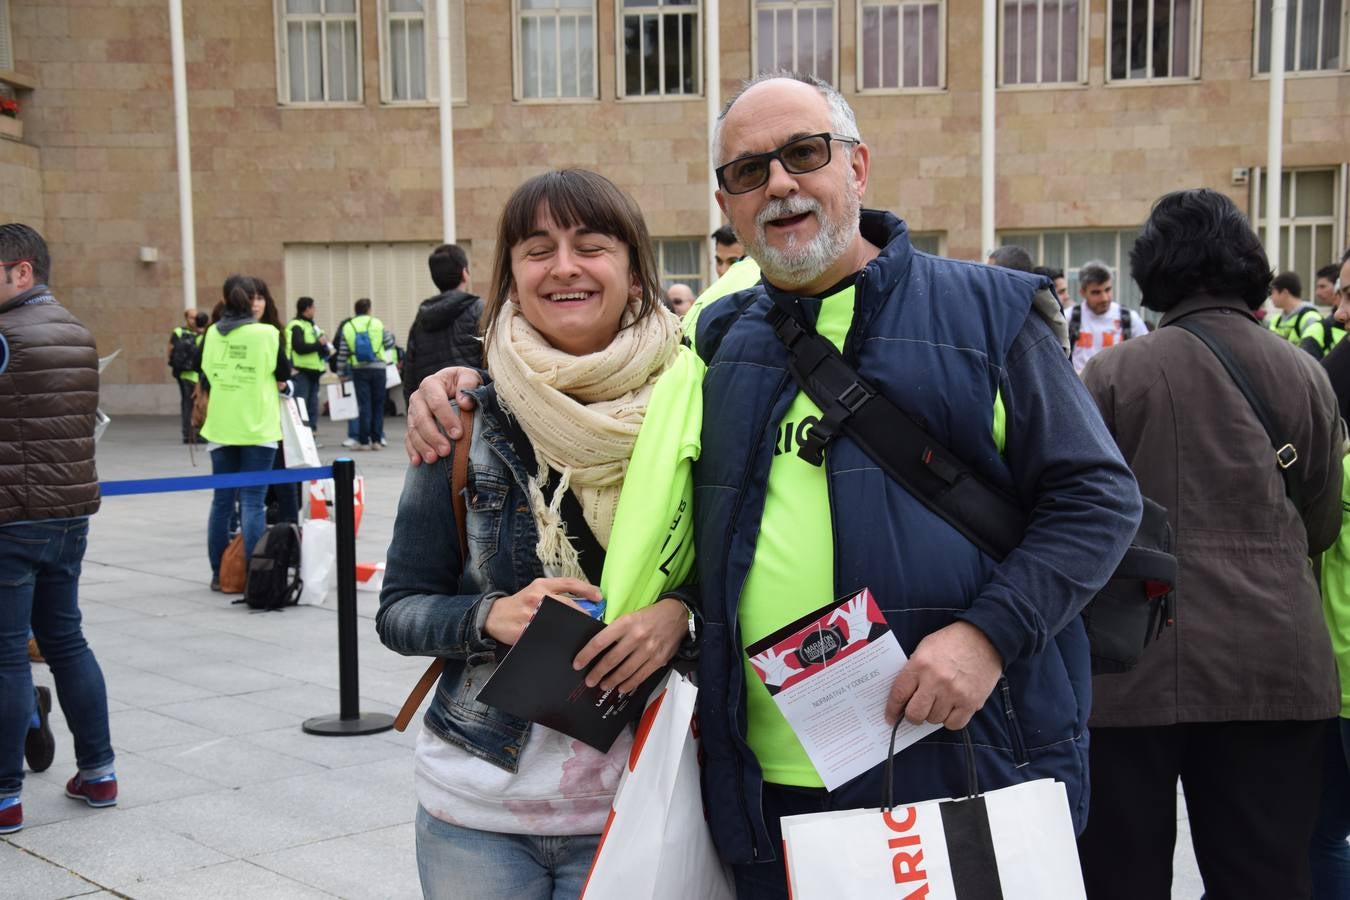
[739,281,857,787]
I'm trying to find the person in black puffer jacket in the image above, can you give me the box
[402,244,483,404]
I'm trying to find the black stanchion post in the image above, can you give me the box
[303,457,394,736]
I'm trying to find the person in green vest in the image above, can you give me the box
[197,274,293,592]
[336,297,396,450]
[377,171,699,898]
[1269,271,1326,356]
[167,309,206,443]
[286,296,330,444]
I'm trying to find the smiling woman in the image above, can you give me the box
[377,169,703,900]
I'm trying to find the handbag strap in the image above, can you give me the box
[764,296,1027,561]
[1169,317,1301,509]
[394,408,474,733]
[882,720,980,811]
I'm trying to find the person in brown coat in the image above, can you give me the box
[1078,189,1343,899]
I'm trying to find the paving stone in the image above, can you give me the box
[105,709,222,752]
[0,836,103,900]
[115,858,337,899]
[144,735,325,789]
[249,823,420,900]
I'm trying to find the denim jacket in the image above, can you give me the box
[377,387,549,772]
[377,385,698,772]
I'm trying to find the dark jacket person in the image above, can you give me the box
[402,244,483,404]
[1078,188,1343,900]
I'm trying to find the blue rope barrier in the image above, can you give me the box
[100,465,336,497]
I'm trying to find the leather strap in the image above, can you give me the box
[394,408,474,732]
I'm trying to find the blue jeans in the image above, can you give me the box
[0,519,113,798]
[351,366,386,445]
[415,805,600,900]
[208,444,277,576]
[292,368,322,435]
[1311,717,1350,899]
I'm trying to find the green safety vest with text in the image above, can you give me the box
[199,322,283,446]
[287,317,323,372]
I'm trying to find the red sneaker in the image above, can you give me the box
[0,800,21,834]
[65,773,117,808]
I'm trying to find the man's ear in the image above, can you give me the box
[850,142,871,202]
[715,190,730,219]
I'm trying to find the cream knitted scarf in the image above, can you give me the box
[486,299,682,578]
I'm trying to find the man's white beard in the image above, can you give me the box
[744,189,860,290]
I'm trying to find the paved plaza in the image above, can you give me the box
[4,414,1206,898]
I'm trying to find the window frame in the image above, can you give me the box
[275,0,366,107]
[655,237,707,294]
[995,228,1146,313]
[513,0,601,103]
[751,0,839,86]
[1249,165,1347,297]
[377,0,468,106]
[1251,0,1350,78]
[616,0,705,101]
[0,0,13,73]
[1103,0,1203,85]
[853,0,948,95]
[996,0,1090,89]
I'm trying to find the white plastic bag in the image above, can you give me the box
[327,381,358,421]
[581,671,735,900]
[298,519,335,606]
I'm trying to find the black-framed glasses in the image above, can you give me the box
[715,133,860,195]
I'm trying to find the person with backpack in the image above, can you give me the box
[1269,270,1327,357]
[196,275,293,592]
[1079,190,1342,899]
[167,309,206,443]
[286,296,330,444]
[402,244,483,406]
[335,297,395,450]
[1069,260,1147,373]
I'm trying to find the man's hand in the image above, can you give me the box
[405,366,486,465]
[885,621,1003,731]
[482,577,599,646]
[572,598,687,694]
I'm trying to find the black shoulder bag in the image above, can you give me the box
[763,295,1177,675]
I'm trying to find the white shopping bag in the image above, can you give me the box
[782,776,1086,900]
[385,362,402,390]
[298,519,335,606]
[581,671,735,900]
[307,476,365,536]
[280,397,321,468]
[327,381,358,421]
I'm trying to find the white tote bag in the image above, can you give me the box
[385,362,402,390]
[298,519,335,606]
[581,671,735,900]
[327,381,358,421]
[782,733,1086,900]
[280,397,321,468]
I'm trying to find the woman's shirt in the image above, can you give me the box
[196,313,291,447]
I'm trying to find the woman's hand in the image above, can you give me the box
[405,366,486,464]
[572,598,687,695]
[483,577,600,646]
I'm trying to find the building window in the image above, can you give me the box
[1253,167,1344,297]
[1000,0,1084,85]
[619,0,702,98]
[754,0,837,84]
[996,229,1144,311]
[1106,0,1199,82]
[657,238,705,293]
[910,231,943,255]
[277,0,363,104]
[1255,0,1346,73]
[380,0,467,103]
[857,0,945,91]
[0,0,12,72]
[516,0,598,99]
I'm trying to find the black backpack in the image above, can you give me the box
[1068,303,1134,349]
[237,524,303,611]
[169,330,197,376]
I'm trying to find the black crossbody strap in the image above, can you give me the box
[1170,317,1301,508]
[764,297,1027,561]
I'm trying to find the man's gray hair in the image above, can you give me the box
[711,72,862,166]
[1078,261,1113,289]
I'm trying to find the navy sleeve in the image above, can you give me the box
[957,311,1143,664]
[376,458,500,659]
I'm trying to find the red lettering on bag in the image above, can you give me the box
[881,806,929,893]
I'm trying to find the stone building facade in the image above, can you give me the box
[1,0,1346,412]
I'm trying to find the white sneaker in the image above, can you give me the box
[378,438,388,447]
[313,440,325,449]
[340,438,362,450]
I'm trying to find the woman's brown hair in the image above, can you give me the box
[480,170,662,350]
